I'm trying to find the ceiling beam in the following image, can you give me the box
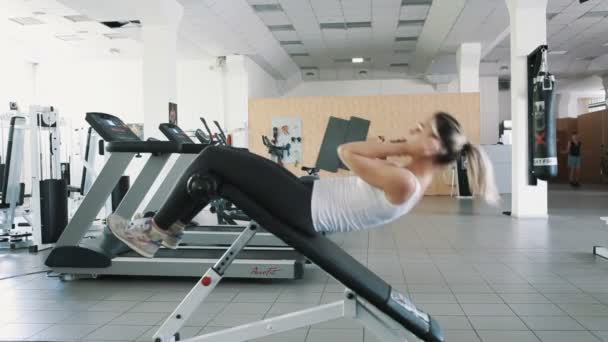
[410,0,467,74]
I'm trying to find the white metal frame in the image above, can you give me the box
[152,222,408,342]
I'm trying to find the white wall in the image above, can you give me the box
[246,58,283,99]
[284,79,436,97]
[480,77,499,144]
[0,56,36,113]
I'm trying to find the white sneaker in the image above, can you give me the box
[162,222,185,249]
[107,214,166,258]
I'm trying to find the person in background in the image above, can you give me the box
[564,132,582,187]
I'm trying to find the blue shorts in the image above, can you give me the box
[568,155,581,168]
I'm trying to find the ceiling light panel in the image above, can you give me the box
[9,17,45,25]
[268,25,294,31]
[64,15,91,22]
[252,4,283,12]
[399,3,431,21]
[272,30,299,41]
[55,34,83,41]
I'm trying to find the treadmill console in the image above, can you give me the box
[159,123,195,144]
[85,112,140,142]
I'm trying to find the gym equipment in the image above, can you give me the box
[527,45,557,184]
[530,47,557,181]
[152,176,444,342]
[316,116,370,172]
[262,135,290,165]
[0,105,68,251]
[158,122,288,247]
[45,113,301,279]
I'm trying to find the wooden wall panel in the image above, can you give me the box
[577,110,606,183]
[249,93,480,195]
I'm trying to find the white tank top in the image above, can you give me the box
[311,171,422,233]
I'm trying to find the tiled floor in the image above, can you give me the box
[2,185,608,341]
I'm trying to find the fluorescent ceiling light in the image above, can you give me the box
[252,4,283,12]
[55,34,83,41]
[395,37,418,42]
[352,57,365,63]
[289,53,309,57]
[268,25,294,31]
[280,40,302,45]
[9,17,45,25]
[402,0,432,5]
[64,15,91,22]
[390,63,409,67]
[104,33,128,39]
[548,50,568,55]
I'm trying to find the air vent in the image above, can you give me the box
[402,0,432,5]
[395,37,417,42]
[101,20,141,29]
[64,15,91,22]
[55,34,83,41]
[280,40,302,45]
[268,24,294,31]
[390,63,409,67]
[301,67,319,78]
[580,11,608,18]
[290,53,310,57]
[9,17,45,25]
[398,20,424,27]
[320,21,372,29]
[252,4,283,12]
[334,58,370,63]
[104,33,128,40]
[394,49,414,54]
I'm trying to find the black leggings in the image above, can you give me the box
[154,146,314,232]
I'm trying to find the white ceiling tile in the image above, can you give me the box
[399,5,430,21]
[395,25,422,37]
[257,11,291,25]
[283,44,307,53]
[272,30,299,40]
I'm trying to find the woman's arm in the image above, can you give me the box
[338,144,418,204]
[338,139,439,160]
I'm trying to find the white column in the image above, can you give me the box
[222,55,249,147]
[456,43,481,92]
[602,75,608,106]
[136,0,183,139]
[506,0,548,218]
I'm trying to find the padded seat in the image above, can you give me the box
[220,184,444,342]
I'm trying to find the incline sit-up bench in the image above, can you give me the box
[153,177,444,342]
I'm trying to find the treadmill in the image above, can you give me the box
[155,122,288,248]
[45,112,303,280]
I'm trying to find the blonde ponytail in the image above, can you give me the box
[463,144,500,205]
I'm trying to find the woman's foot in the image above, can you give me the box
[107,214,167,258]
[161,222,185,249]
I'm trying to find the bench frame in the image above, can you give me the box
[153,222,407,342]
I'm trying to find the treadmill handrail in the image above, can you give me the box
[106,141,194,154]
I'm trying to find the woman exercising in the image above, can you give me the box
[109,112,499,258]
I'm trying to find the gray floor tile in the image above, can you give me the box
[11,310,75,324]
[87,301,139,312]
[468,316,528,330]
[60,311,123,325]
[456,293,504,304]
[544,293,599,304]
[105,291,154,301]
[30,324,101,341]
[108,312,167,326]
[508,303,566,316]
[411,293,457,303]
[306,328,363,342]
[231,292,280,303]
[520,316,585,331]
[444,330,481,342]
[476,330,541,342]
[434,316,472,330]
[534,330,601,342]
[499,293,550,304]
[221,302,272,315]
[83,324,151,341]
[129,301,179,313]
[559,303,608,316]
[460,303,515,316]
[0,323,51,339]
[593,331,608,342]
[276,291,322,303]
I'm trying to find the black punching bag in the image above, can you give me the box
[532,49,557,180]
